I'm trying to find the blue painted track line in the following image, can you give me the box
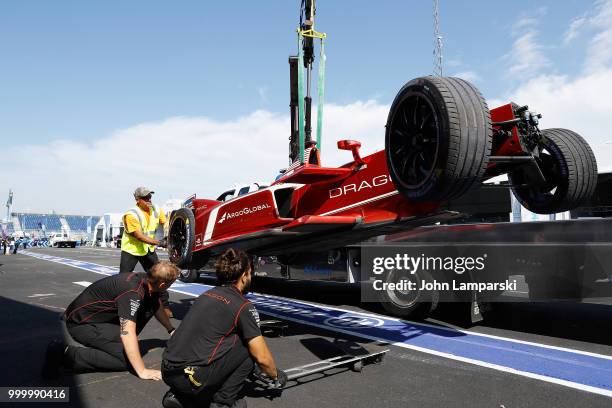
[22,250,612,397]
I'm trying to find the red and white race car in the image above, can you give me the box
[168,77,598,275]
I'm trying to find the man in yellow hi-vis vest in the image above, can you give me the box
[120,187,172,317]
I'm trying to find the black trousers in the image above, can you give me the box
[119,250,169,307]
[119,249,159,274]
[162,340,254,407]
[65,322,128,373]
[63,312,155,373]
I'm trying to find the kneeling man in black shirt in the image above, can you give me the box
[42,260,180,380]
[161,249,287,408]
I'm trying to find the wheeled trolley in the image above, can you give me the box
[254,349,388,388]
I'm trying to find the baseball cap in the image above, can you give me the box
[134,187,155,199]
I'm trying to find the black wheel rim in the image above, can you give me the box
[389,92,440,189]
[533,149,561,194]
[169,217,187,263]
[515,146,563,204]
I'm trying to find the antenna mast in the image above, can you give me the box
[433,0,443,76]
[5,189,12,223]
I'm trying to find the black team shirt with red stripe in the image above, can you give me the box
[65,273,160,329]
[163,285,261,367]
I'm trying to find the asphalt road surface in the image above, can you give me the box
[1,247,611,408]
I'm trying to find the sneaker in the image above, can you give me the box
[162,390,184,408]
[41,340,65,379]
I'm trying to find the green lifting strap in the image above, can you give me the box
[316,39,326,154]
[297,34,306,164]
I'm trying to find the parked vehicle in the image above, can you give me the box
[49,231,77,248]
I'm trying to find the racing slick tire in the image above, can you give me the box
[168,208,195,270]
[385,76,492,201]
[509,128,598,214]
[376,268,438,320]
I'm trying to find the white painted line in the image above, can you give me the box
[73,281,92,287]
[41,247,120,254]
[27,293,55,298]
[21,252,117,277]
[28,302,65,311]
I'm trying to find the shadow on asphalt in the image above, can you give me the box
[300,337,346,360]
[0,296,85,407]
[140,338,168,355]
[167,297,196,321]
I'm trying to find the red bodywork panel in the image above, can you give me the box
[188,148,444,258]
[490,103,524,157]
[286,152,437,221]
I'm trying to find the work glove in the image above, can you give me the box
[273,369,288,388]
[158,237,168,248]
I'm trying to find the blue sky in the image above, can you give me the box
[2,0,611,214]
[0,0,589,144]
